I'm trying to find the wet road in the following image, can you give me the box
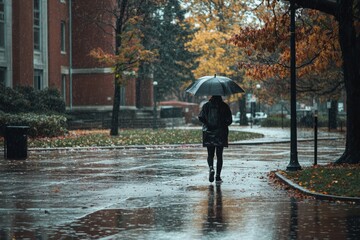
[1,138,360,239]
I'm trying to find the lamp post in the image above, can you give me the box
[153,81,158,129]
[327,100,331,132]
[314,109,318,166]
[256,84,261,112]
[287,0,301,171]
[280,99,285,129]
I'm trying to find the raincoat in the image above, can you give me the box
[198,96,232,147]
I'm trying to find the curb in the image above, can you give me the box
[275,172,360,203]
[230,137,342,145]
[28,144,203,152]
[0,137,343,152]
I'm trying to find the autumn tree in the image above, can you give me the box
[231,0,360,164]
[89,0,158,136]
[183,0,250,84]
[139,0,199,101]
[231,3,343,104]
[291,0,359,164]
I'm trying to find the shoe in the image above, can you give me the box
[209,168,215,182]
[215,175,222,183]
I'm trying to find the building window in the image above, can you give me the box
[0,0,4,48]
[0,67,6,86]
[61,74,66,100]
[120,87,126,106]
[34,0,41,51]
[34,69,43,90]
[61,21,66,53]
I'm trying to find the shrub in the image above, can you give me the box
[0,85,65,114]
[0,112,67,137]
[261,116,291,127]
[0,86,29,113]
[262,114,346,129]
[37,88,66,114]
[0,85,67,137]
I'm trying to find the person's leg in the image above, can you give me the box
[207,146,215,182]
[215,147,224,181]
[207,146,215,168]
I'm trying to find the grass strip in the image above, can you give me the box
[20,129,263,148]
[281,164,360,197]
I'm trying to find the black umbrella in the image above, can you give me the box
[185,74,244,96]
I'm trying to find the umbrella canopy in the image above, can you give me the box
[185,74,244,96]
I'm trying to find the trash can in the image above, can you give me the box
[4,126,30,160]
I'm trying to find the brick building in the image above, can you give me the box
[0,0,154,113]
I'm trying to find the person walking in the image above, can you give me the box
[198,96,232,183]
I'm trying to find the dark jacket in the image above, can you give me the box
[198,96,232,147]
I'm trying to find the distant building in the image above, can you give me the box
[0,0,153,111]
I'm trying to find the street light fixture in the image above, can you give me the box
[327,100,331,131]
[153,81,158,130]
[256,84,261,112]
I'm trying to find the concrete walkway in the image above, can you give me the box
[230,125,344,143]
[1,127,359,239]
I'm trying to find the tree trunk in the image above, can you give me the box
[239,97,248,125]
[110,0,127,136]
[335,0,360,164]
[292,0,360,164]
[329,100,338,130]
[110,79,121,136]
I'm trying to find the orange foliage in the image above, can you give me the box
[90,23,157,85]
[230,2,343,102]
[184,0,249,80]
[88,0,161,87]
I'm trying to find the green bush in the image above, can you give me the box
[0,85,67,137]
[262,114,346,129]
[0,85,65,114]
[261,116,291,127]
[317,115,328,128]
[0,86,28,113]
[316,115,347,129]
[37,88,66,114]
[0,112,67,137]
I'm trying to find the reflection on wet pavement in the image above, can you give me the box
[1,140,360,239]
[202,184,226,235]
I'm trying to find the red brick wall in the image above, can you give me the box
[72,0,115,68]
[72,74,114,106]
[9,0,144,108]
[125,78,136,107]
[12,0,33,87]
[138,77,154,108]
[71,0,116,106]
[72,75,137,107]
[48,0,69,90]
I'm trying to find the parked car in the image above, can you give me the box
[247,112,268,124]
[255,112,268,120]
[232,112,240,124]
[232,111,268,125]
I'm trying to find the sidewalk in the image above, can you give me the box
[179,125,344,144]
[232,126,360,203]
[1,127,358,239]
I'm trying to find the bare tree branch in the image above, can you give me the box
[285,0,338,17]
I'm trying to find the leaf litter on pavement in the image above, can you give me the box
[270,163,360,199]
[26,129,263,148]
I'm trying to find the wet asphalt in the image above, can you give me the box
[1,127,360,240]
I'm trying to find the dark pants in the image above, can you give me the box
[207,146,224,176]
